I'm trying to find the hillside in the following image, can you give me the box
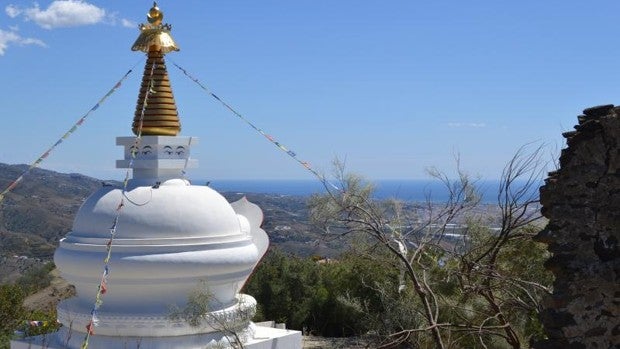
[0,164,101,260]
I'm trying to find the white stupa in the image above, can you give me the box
[12,3,301,348]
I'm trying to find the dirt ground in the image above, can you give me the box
[302,335,369,348]
[23,268,75,312]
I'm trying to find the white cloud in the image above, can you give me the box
[447,122,487,128]
[5,4,21,18]
[0,30,19,55]
[21,0,106,30]
[20,37,47,46]
[0,28,46,56]
[7,2,135,30]
[106,12,137,29]
[121,18,136,28]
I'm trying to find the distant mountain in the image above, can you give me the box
[0,163,101,259]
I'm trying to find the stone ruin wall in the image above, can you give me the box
[535,104,619,348]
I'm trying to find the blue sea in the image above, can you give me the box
[196,179,542,203]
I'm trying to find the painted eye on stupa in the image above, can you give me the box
[142,145,153,155]
[164,146,173,155]
[176,146,185,156]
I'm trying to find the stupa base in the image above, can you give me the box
[56,293,260,338]
[11,322,302,349]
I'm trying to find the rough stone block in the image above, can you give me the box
[537,105,619,349]
[582,104,614,117]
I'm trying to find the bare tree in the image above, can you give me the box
[455,143,551,349]
[308,144,552,348]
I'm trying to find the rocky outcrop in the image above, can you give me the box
[535,104,619,348]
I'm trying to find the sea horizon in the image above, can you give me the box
[195,178,542,204]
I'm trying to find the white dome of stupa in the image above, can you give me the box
[54,174,268,340]
[72,180,242,239]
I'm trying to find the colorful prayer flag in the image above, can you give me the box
[86,321,95,335]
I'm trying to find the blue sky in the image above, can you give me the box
[1,1,619,181]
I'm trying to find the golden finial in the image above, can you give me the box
[131,3,181,136]
[131,2,179,54]
[147,2,163,26]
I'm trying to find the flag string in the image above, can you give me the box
[0,64,140,205]
[171,61,340,192]
[80,59,155,349]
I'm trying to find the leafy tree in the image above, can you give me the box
[0,283,26,348]
[245,248,374,337]
[244,248,321,330]
[0,264,62,348]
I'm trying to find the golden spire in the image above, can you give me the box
[131,2,181,136]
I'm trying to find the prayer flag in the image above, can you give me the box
[7,181,18,191]
[86,321,95,335]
